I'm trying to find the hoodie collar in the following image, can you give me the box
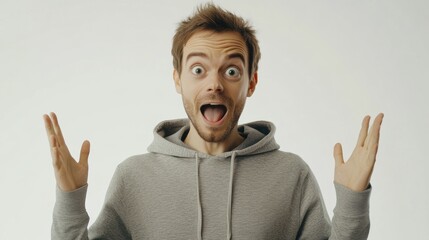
[147,118,280,158]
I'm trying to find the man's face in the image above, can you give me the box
[174,30,257,143]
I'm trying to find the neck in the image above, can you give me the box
[184,125,244,156]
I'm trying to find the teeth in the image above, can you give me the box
[209,103,221,106]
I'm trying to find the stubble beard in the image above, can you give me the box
[183,93,244,143]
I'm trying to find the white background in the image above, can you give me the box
[1,0,428,239]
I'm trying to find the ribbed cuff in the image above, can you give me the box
[54,184,88,216]
[334,182,371,217]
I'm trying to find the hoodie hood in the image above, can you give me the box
[147,118,280,157]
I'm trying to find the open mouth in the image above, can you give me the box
[200,103,227,123]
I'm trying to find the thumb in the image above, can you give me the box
[333,143,344,167]
[79,140,90,167]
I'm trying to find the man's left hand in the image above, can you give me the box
[333,113,384,192]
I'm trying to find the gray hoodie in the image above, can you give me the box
[52,119,371,240]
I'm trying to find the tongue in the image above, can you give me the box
[203,106,225,122]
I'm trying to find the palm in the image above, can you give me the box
[334,113,384,192]
[44,112,90,192]
[54,151,88,191]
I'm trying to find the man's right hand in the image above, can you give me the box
[44,112,90,192]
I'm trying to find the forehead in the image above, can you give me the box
[183,30,248,63]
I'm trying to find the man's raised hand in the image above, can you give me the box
[333,113,384,192]
[44,112,90,192]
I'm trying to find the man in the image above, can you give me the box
[44,4,384,239]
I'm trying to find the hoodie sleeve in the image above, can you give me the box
[52,166,131,240]
[297,168,371,240]
[51,185,90,240]
[330,183,371,239]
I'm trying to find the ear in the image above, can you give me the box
[247,72,258,97]
[173,69,182,94]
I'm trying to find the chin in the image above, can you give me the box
[200,127,231,142]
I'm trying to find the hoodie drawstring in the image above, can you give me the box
[195,153,203,240]
[227,151,236,240]
[195,151,236,240]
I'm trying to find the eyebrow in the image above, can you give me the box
[185,52,246,65]
[186,52,208,62]
[227,53,246,65]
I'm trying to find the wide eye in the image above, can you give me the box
[225,66,241,79]
[191,66,205,75]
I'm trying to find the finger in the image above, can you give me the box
[51,136,61,169]
[50,112,66,147]
[43,114,56,145]
[79,140,90,167]
[367,113,384,152]
[334,143,344,167]
[46,126,59,158]
[364,115,375,148]
[356,115,370,147]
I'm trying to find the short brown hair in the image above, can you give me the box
[172,3,261,77]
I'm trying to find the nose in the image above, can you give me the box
[206,73,224,93]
